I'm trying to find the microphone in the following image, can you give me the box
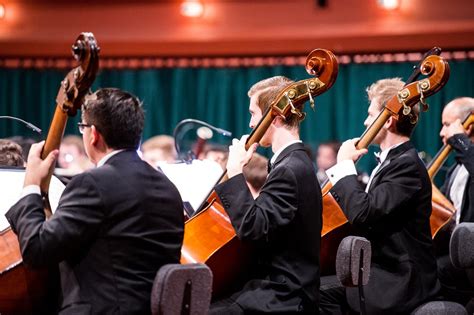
[0,115,42,134]
[174,119,232,138]
[173,118,232,161]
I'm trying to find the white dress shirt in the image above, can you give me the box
[449,164,469,224]
[326,142,404,192]
[270,140,302,165]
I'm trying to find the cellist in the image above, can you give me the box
[436,97,474,308]
[5,88,184,314]
[209,76,322,314]
[319,78,439,314]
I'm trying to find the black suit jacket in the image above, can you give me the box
[215,142,322,313]
[6,150,184,315]
[330,141,439,314]
[440,134,474,223]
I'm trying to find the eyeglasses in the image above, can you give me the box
[77,122,92,134]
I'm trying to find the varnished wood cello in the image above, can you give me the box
[0,33,99,314]
[181,48,338,296]
[427,113,474,245]
[320,50,450,274]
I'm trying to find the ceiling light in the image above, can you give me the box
[378,0,401,10]
[180,0,204,18]
[0,4,5,19]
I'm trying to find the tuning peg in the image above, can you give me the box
[72,40,85,61]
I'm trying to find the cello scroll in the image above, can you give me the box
[40,32,100,216]
[246,49,338,149]
[356,54,450,150]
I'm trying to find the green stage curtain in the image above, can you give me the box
[1,59,473,174]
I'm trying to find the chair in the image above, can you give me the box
[151,263,213,315]
[411,301,467,314]
[450,222,474,312]
[335,236,372,315]
[450,222,474,270]
[410,223,472,315]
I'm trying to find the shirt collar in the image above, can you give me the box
[376,141,405,164]
[270,140,302,165]
[97,149,125,167]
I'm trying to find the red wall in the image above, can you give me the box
[0,0,473,57]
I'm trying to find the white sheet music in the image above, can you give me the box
[0,168,65,231]
[159,159,223,213]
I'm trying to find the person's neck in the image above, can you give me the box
[379,133,409,151]
[92,147,115,166]
[271,127,300,153]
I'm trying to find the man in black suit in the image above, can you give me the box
[320,78,439,314]
[6,88,184,314]
[437,97,474,307]
[210,76,322,314]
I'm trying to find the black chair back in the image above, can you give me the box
[151,263,213,315]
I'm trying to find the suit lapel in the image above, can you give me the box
[272,142,305,170]
[372,159,391,179]
[370,141,414,187]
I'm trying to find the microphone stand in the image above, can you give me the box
[173,118,232,161]
[0,115,42,134]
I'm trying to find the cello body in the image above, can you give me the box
[0,219,59,314]
[181,192,254,295]
[0,33,99,314]
[181,49,339,296]
[430,184,455,236]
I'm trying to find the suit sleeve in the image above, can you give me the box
[331,156,423,228]
[6,173,105,268]
[449,134,474,175]
[215,166,298,242]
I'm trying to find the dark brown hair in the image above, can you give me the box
[82,88,145,150]
[0,139,24,166]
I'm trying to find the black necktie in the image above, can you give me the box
[374,152,381,164]
[267,160,272,173]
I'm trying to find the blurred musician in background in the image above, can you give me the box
[316,140,340,186]
[141,134,177,168]
[57,134,94,175]
[210,76,322,314]
[0,139,25,166]
[242,152,268,199]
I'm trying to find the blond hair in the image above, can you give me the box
[248,76,302,128]
[62,135,85,155]
[367,78,405,110]
[141,135,177,161]
[367,78,420,136]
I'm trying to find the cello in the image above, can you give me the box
[320,51,450,274]
[0,33,99,314]
[181,48,338,296]
[427,114,474,248]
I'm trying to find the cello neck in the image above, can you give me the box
[427,144,451,180]
[38,32,100,217]
[40,104,70,217]
[245,106,274,150]
[321,109,392,195]
[356,110,393,150]
[40,105,69,194]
